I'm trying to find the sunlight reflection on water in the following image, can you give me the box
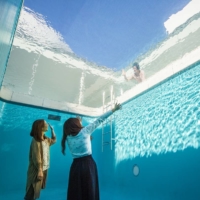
[114,63,200,164]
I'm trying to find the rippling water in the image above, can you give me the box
[3,5,200,108]
[114,62,200,163]
[0,63,199,162]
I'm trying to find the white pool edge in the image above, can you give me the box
[0,46,200,117]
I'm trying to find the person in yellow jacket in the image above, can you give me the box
[24,119,56,200]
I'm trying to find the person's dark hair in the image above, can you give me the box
[132,62,140,70]
[61,118,83,155]
[30,119,46,141]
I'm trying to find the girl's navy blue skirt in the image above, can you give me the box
[67,155,99,200]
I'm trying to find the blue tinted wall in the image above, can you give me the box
[0,0,23,86]
[0,62,200,200]
[98,62,200,200]
[0,102,102,199]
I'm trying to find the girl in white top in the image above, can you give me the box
[61,103,121,200]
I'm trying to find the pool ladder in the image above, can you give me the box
[102,86,116,152]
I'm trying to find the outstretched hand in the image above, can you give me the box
[112,102,122,112]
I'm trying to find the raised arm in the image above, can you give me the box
[82,103,121,135]
[122,69,133,81]
[47,122,56,145]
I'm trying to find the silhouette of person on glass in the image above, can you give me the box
[61,102,121,200]
[122,62,145,83]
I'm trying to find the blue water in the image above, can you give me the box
[114,62,200,163]
[1,0,200,199]
[0,62,200,200]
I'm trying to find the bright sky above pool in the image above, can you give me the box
[24,0,191,70]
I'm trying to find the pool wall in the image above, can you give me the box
[0,62,200,200]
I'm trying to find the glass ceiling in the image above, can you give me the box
[2,0,200,115]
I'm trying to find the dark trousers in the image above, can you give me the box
[67,155,99,200]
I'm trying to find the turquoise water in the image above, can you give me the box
[114,62,200,163]
[1,0,200,199]
[0,62,200,199]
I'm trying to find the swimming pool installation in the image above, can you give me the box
[0,0,200,199]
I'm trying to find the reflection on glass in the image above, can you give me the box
[114,63,200,164]
[122,62,145,83]
[2,0,200,110]
[28,54,40,95]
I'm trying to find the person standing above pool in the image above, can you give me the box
[122,62,145,82]
[61,102,121,200]
[24,120,56,200]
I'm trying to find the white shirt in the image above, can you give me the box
[67,111,112,158]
